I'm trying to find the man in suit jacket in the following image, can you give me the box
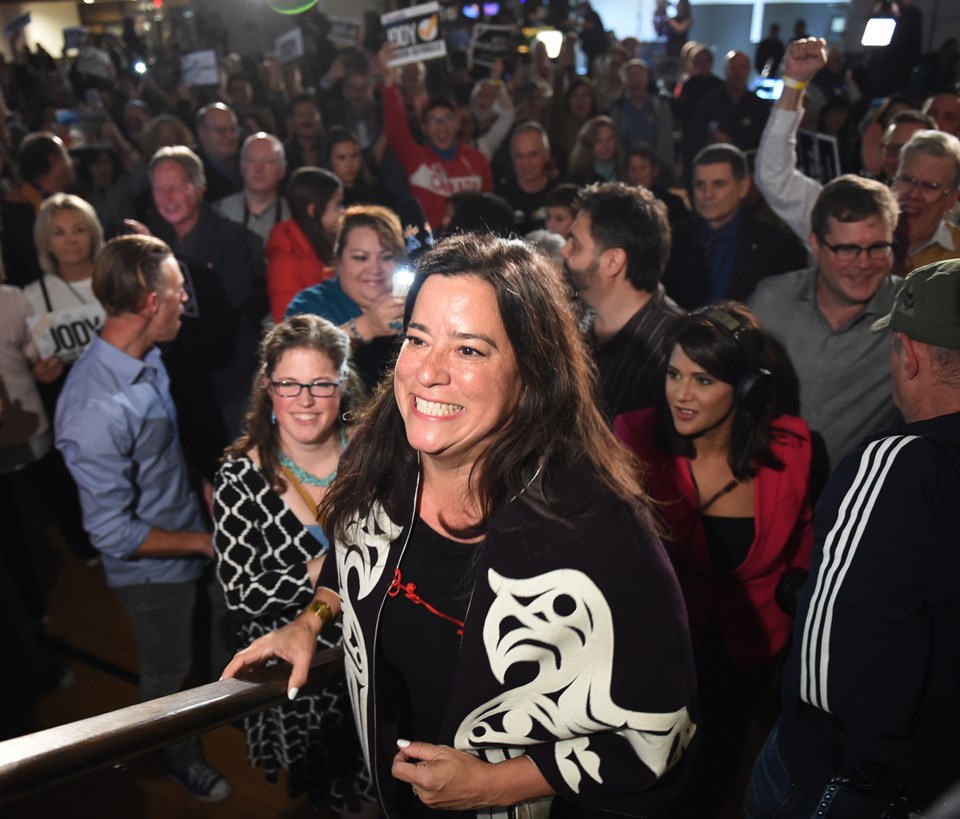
[663,143,807,309]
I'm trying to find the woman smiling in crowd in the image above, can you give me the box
[225,234,697,819]
[214,315,374,815]
[285,204,406,391]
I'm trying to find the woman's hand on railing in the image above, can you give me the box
[220,614,322,700]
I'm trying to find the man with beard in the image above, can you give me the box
[560,181,680,419]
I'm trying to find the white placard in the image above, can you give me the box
[329,17,362,46]
[28,304,104,364]
[381,2,447,67]
[275,28,305,65]
[180,49,219,87]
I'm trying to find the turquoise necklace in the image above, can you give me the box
[278,427,348,487]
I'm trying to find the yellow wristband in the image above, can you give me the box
[783,76,808,90]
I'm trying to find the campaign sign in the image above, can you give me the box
[796,130,841,185]
[382,2,447,67]
[180,50,219,87]
[329,16,361,46]
[63,27,89,53]
[275,28,305,65]
[29,304,103,364]
[76,45,113,81]
[469,25,514,68]
[4,13,30,40]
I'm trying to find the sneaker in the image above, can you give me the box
[168,761,231,802]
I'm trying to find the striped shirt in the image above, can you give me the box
[778,415,960,800]
[591,285,682,421]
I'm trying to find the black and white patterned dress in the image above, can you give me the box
[214,455,373,811]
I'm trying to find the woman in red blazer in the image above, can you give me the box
[614,302,813,817]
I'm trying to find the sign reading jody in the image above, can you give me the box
[381,1,447,66]
[29,303,104,364]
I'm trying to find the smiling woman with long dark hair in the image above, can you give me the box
[224,234,698,819]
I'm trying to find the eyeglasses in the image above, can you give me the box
[817,239,895,260]
[269,380,342,398]
[893,174,957,201]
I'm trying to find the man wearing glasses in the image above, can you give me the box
[891,130,960,276]
[378,42,492,231]
[749,176,902,469]
[756,38,960,279]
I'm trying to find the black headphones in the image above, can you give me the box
[695,306,774,409]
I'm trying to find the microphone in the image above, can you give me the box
[398,197,435,264]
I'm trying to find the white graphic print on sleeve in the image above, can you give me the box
[337,502,403,767]
[454,568,695,792]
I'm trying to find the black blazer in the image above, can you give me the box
[663,212,808,310]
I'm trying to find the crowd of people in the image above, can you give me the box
[2,5,960,818]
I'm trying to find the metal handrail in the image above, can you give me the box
[0,647,344,804]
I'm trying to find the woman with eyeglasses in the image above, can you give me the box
[213,314,375,815]
[614,303,813,816]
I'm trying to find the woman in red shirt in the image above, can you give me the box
[265,167,343,322]
[615,302,813,816]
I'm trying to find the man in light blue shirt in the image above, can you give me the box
[56,234,231,802]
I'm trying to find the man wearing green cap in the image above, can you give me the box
[745,259,960,818]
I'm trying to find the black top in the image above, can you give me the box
[591,285,683,420]
[700,515,755,575]
[494,177,557,235]
[380,518,478,819]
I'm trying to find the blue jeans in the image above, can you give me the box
[744,719,822,819]
[114,572,230,770]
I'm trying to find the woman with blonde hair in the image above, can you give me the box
[25,193,105,346]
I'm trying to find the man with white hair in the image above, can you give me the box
[147,146,266,477]
[213,132,290,245]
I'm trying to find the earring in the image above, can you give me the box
[271,410,276,424]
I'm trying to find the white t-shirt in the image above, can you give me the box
[23,275,106,364]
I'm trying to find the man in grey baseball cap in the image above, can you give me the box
[872,258,960,349]
[745,257,960,818]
